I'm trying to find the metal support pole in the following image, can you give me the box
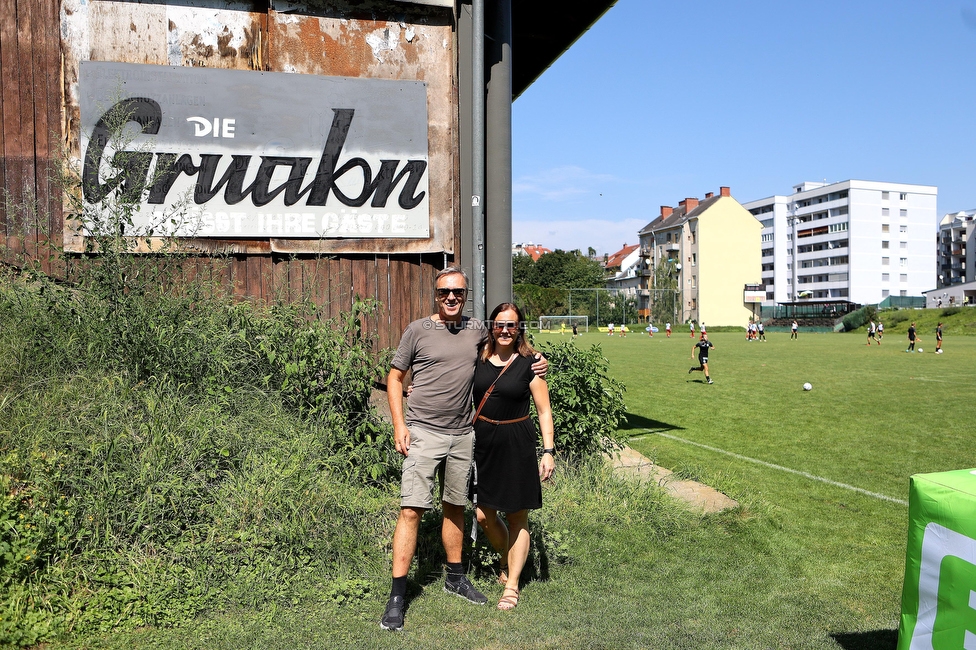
[471,0,486,320]
[485,0,513,310]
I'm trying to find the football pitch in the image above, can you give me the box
[535,328,976,645]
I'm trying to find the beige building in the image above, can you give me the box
[638,187,762,327]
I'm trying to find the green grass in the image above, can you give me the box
[50,318,976,649]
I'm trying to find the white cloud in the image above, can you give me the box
[513,217,646,257]
[513,165,619,202]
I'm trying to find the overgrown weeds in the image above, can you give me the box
[0,261,398,646]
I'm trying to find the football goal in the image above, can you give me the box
[538,315,589,333]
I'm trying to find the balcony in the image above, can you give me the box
[664,243,680,252]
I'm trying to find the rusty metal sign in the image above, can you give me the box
[79,61,430,239]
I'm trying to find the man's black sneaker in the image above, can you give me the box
[688,367,695,374]
[444,576,488,605]
[380,595,405,631]
[707,379,714,384]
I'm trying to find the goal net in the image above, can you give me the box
[538,315,589,333]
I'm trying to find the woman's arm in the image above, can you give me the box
[529,375,555,480]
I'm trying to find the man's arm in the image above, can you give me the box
[387,367,411,457]
[530,352,548,378]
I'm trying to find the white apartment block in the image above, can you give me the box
[743,180,937,306]
[937,210,975,288]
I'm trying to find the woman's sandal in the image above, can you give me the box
[497,586,519,611]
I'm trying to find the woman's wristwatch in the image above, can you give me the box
[542,448,555,456]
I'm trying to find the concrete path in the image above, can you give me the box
[610,446,738,514]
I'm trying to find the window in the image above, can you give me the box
[882,273,890,281]
[882,289,890,297]
[762,248,774,257]
[900,209,908,217]
[900,290,907,296]
[882,208,890,216]
[900,193,908,200]
[900,274,908,282]
[900,258,908,268]
[691,275,696,288]
[666,233,672,243]
[829,222,848,233]
[882,224,890,233]
[882,241,889,249]
[900,241,907,249]
[692,253,697,266]
[882,191,889,200]
[900,224,908,233]
[762,233,774,242]
[882,257,890,266]
[760,218,774,228]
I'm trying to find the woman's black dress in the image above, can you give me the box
[471,354,542,513]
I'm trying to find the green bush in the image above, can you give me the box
[942,306,962,317]
[533,340,627,461]
[842,305,876,332]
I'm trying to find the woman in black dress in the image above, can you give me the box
[473,302,555,610]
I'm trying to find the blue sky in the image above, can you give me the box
[512,0,976,256]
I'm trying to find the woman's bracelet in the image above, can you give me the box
[542,448,555,456]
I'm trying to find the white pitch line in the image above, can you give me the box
[639,430,908,506]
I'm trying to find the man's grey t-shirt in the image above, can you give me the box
[391,316,487,434]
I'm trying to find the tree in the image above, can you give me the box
[532,250,604,289]
[651,259,680,324]
[512,253,537,285]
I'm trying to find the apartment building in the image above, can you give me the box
[638,187,762,326]
[937,210,975,288]
[743,180,937,306]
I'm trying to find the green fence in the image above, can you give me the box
[878,295,925,309]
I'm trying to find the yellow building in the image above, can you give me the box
[638,187,763,327]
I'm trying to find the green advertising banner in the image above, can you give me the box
[898,469,976,650]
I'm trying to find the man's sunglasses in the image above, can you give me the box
[436,287,467,299]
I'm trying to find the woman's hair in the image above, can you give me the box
[481,302,537,361]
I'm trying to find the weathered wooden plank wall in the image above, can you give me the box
[0,0,62,274]
[0,0,457,349]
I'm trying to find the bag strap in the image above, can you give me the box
[471,355,516,426]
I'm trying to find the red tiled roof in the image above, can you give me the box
[521,244,551,261]
[604,244,639,269]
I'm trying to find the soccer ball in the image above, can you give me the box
[803,383,812,391]
[918,349,923,353]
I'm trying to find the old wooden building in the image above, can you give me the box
[0,0,614,346]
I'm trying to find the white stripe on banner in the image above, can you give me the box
[637,430,908,506]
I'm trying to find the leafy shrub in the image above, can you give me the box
[533,340,627,461]
[842,305,876,332]
[942,307,962,317]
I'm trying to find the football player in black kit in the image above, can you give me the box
[689,332,715,384]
